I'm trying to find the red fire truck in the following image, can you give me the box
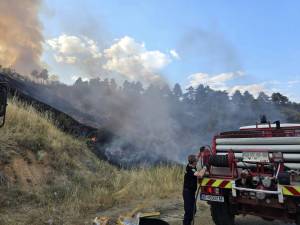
[199,121,300,225]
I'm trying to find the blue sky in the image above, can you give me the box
[40,0,300,101]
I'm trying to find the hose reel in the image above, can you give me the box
[202,149,236,168]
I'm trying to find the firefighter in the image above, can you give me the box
[183,154,206,225]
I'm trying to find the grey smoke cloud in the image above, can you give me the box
[0,2,288,167]
[0,0,43,75]
[178,27,242,72]
[104,87,182,164]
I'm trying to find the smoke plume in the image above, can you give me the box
[178,28,242,72]
[0,0,43,75]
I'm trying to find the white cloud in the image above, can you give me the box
[46,34,103,78]
[47,34,102,64]
[186,71,274,97]
[103,36,171,85]
[47,35,174,85]
[170,49,180,60]
[228,84,265,97]
[71,75,89,82]
[287,80,300,86]
[54,55,77,64]
[187,71,244,90]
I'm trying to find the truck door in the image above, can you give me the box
[0,83,8,127]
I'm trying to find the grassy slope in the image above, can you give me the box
[0,99,182,225]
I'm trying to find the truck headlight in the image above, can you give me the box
[262,177,272,188]
[252,176,260,187]
[256,191,266,200]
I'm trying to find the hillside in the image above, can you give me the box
[2,70,300,166]
[0,98,182,225]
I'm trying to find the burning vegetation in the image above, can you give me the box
[0,97,182,225]
[2,70,300,167]
[1,0,299,168]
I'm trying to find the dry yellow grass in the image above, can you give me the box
[0,98,183,225]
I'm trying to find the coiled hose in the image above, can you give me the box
[192,184,201,225]
[208,155,229,167]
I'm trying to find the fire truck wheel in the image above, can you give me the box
[210,202,235,225]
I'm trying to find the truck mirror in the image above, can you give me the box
[0,83,8,127]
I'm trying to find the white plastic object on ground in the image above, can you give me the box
[119,213,140,225]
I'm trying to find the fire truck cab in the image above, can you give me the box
[199,121,300,225]
[0,82,8,127]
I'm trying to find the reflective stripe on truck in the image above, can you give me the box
[202,179,300,197]
[282,185,300,196]
[201,178,232,189]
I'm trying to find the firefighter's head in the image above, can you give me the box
[198,146,206,158]
[188,154,197,166]
[199,146,206,153]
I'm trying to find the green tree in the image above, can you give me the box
[257,92,270,104]
[173,83,183,98]
[271,92,289,105]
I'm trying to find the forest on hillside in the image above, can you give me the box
[2,68,300,164]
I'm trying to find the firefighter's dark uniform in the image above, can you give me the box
[183,164,197,225]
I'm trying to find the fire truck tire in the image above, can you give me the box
[209,155,229,167]
[210,202,235,225]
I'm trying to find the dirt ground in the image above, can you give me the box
[96,197,295,225]
[159,198,295,225]
[165,203,295,225]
